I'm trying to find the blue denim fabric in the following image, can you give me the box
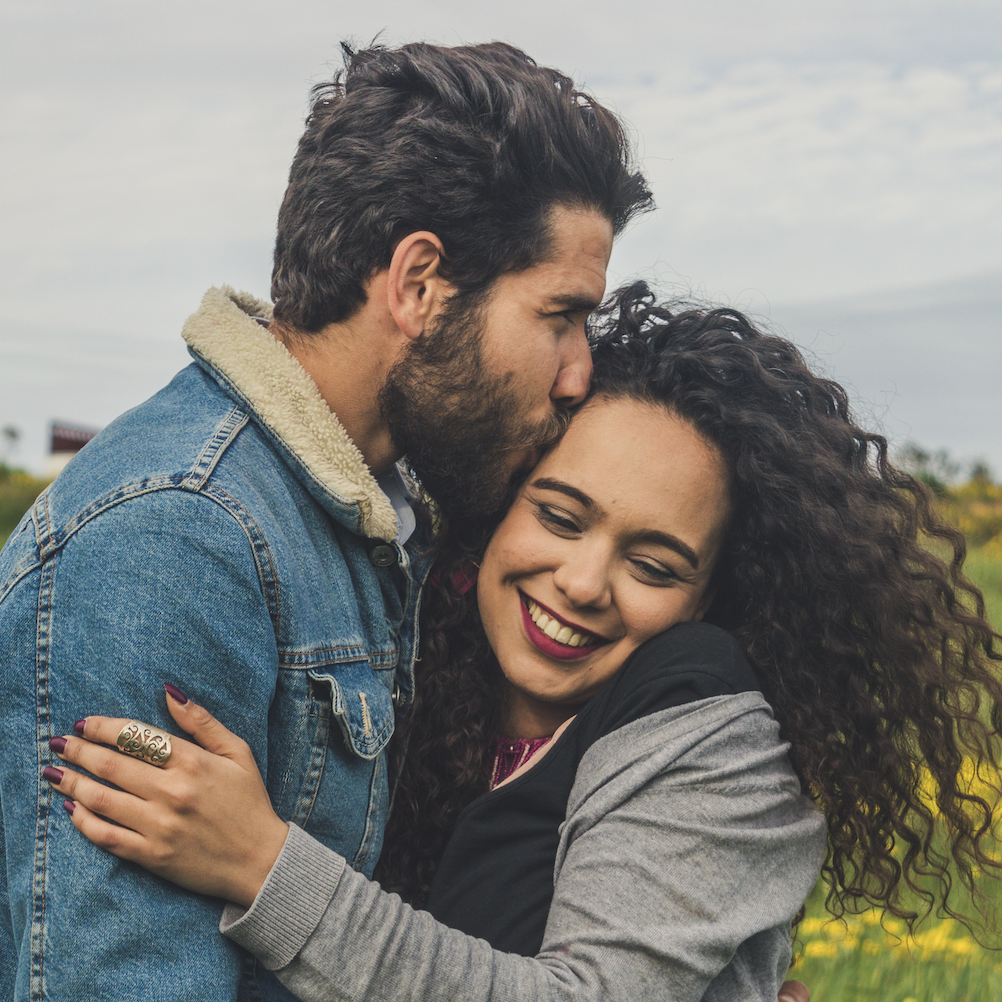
[0,355,434,1001]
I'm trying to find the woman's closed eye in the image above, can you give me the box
[534,501,580,534]
[628,556,679,585]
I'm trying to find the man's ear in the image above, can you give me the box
[386,231,451,340]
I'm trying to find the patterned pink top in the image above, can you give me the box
[490,735,553,789]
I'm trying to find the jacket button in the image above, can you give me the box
[369,544,396,567]
[391,684,404,708]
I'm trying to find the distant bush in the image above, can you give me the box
[897,443,1002,550]
[0,465,49,546]
[946,474,1002,551]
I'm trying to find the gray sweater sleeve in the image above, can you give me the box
[221,693,826,1002]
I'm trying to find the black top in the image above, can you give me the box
[425,622,761,956]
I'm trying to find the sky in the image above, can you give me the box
[1,0,1000,473]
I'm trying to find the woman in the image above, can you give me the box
[45,284,1002,1000]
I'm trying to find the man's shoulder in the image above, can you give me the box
[70,361,242,484]
[16,363,290,555]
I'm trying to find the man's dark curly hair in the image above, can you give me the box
[271,41,652,332]
[377,282,1002,929]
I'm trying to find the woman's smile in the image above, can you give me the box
[519,592,609,660]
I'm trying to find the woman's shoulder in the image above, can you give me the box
[567,690,813,834]
[587,622,761,740]
[624,622,758,691]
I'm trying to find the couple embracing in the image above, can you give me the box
[1,40,1000,1002]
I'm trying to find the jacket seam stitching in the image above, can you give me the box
[13,481,281,634]
[0,554,43,607]
[180,406,249,490]
[196,484,281,629]
[31,558,56,1002]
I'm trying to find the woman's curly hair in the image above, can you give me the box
[377,281,1002,926]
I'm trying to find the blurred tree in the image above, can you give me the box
[1,425,20,465]
[896,442,961,497]
[970,460,994,484]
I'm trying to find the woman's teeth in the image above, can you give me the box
[525,599,596,648]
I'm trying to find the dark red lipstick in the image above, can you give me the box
[518,595,606,661]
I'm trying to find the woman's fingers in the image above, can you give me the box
[45,764,152,831]
[63,799,151,866]
[74,714,186,754]
[51,692,286,906]
[162,684,256,765]
[52,729,172,799]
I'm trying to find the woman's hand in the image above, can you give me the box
[44,685,290,908]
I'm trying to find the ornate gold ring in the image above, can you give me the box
[116,720,173,768]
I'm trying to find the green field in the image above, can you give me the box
[967,546,1002,630]
[0,465,48,549]
[790,896,1002,1002]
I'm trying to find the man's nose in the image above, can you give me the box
[550,330,592,408]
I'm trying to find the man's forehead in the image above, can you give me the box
[537,208,613,294]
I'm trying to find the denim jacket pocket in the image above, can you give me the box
[308,661,395,761]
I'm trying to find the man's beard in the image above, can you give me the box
[379,295,570,520]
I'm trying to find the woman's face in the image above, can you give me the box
[477,395,732,734]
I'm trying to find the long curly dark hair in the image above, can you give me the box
[376,281,1002,927]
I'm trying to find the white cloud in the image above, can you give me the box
[605,60,1002,300]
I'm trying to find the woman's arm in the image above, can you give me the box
[50,692,823,1002]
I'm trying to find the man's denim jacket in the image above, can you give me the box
[0,288,435,1001]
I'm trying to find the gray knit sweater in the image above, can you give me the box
[221,693,826,1002]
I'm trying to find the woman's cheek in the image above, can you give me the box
[629,591,694,643]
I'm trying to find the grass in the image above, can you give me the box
[966,546,1002,630]
[790,898,1002,1002]
[0,464,49,549]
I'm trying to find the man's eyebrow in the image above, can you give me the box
[531,477,594,509]
[545,294,601,313]
[636,530,700,570]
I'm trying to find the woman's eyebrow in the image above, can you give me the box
[531,477,594,509]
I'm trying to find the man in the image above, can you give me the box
[0,41,650,1001]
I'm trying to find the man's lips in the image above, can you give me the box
[518,593,608,662]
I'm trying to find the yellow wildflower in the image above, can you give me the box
[804,940,839,958]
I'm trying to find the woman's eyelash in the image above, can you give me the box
[631,559,676,583]
[535,502,579,531]
[532,500,679,583]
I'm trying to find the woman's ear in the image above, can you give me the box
[386,231,453,340]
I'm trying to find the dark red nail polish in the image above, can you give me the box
[49,736,67,754]
[43,766,63,784]
[164,682,188,705]
[73,719,86,736]
[63,800,75,816]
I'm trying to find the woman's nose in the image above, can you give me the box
[552,551,612,610]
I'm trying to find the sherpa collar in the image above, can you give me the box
[182,286,400,541]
